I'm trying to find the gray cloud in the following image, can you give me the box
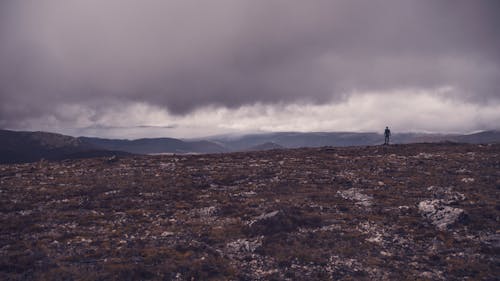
[1,0,499,131]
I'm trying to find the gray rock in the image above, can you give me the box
[337,188,373,207]
[427,186,466,204]
[226,236,263,257]
[249,210,280,226]
[418,199,466,230]
[246,209,322,236]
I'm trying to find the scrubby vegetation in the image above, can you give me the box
[1,143,499,280]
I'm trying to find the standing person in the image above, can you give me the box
[384,126,391,145]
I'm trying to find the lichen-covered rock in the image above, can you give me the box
[248,210,280,226]
[337,188,373,207]
[226,236,263,257]
[246,209,322,236]
[418,199,466,230]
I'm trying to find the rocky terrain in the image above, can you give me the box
[1,143,499,280]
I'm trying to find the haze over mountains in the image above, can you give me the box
[1,129,500,164]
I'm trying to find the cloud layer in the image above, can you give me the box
[16,89,500,139]
[1,0,499,135]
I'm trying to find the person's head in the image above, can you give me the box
[386,126,388,129]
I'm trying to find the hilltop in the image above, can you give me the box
[0,130,129,164]
[1,143,499,280]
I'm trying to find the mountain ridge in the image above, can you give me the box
[0,130,129,164]
[1,129,499,164]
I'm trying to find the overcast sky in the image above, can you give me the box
[1,0,499,138]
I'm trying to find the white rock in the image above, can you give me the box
[380,251,392,257]
[461,177,475,183]
[196,206,217,217]
[337,188,373,207]
[418,200,465,230]
[254,210,279,221]
[226,236,263,255]
[161,231,174,237]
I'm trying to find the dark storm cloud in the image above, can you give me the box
[1,0,499,128]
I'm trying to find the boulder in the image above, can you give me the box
[245,210,322,236]
[418,199,466,230]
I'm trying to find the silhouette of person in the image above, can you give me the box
[384,126,391,145]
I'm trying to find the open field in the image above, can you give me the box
[1,143,499,280]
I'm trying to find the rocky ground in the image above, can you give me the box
[1,143,499,280]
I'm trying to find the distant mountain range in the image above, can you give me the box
[1,129,499,163]
[79,137,226,154]
[208,130,500,150]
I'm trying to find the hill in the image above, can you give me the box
[79,137,226,154]
[246,142,285,151]
[210,130,500,150]
[211,132,381,150]
[1,143,498,280]
[451,130,500,144]
[0,130,129,164]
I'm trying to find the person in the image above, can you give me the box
[384,126,391,145]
